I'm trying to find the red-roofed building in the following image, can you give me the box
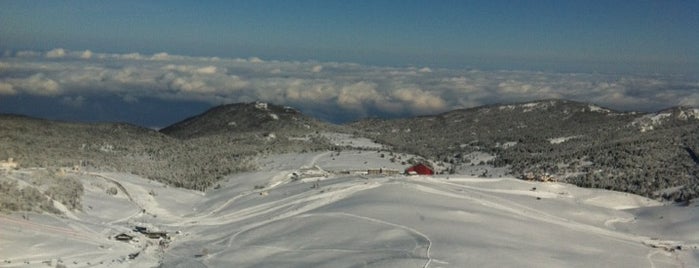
[405,163,434,175]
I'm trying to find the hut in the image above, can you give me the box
[405,163,434,175]
[144,231,168,239]
[114,233,133,242]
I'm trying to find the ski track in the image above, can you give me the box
[190,151,333,224]
[220,181,381,248]
[412,176,685,268]
[0,215,105,247]
[310,212,433,268]
[604,216,636,229]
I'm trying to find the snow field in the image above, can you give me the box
[1,150,697,267]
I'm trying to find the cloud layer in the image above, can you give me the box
[1,48,698,123]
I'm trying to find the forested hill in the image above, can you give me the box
[160,102,339,139]
[350,99,699,202]
[2,99,698,202]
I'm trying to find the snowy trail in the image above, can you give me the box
[416,177,640,243]
[221,181,382,246]
[83,172,139,207]
[0,215,102,245]
[412,176,686,267]
[306,151,332,168]
[311,212,433,268]
[182,151,335,226]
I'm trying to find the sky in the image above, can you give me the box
[0,0,698,126]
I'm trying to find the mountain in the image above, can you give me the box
[4,151,697,267]
[2,99,698,202]
[0,108,334,191]
[4,100,699,267]
[160,102,336,139]
[350,99,699,201]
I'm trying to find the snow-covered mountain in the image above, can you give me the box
[160,101,339,139]
[2,100,699,267]
[351,99,699,201]
[2,150,698,267]
[1,98,698,201]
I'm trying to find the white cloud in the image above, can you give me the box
[0,82,16,95]
[337,82,381,111]
[14,73,61,95]
[679,93,699,107]
[45,48,66,58]
[150,52,171,61]
[391,88,447,112]
[248,57,264,63]
[119,53,144,60]
[195,66,219,74]
[80,50,93,59]
[1,48,697,122]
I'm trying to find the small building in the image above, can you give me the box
[367,168,401,175]
[405,163,434,175]
[134,226,148,233]
[144,231,168,239]
[114,233,133,241]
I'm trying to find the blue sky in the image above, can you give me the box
[2,0,697,73]
[0,1,698,126]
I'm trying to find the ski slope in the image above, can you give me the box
[1,151,698,267]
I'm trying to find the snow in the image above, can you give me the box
[2,151,698,267]
[677,109,699,120]
[633,112,672,132]
[321,132,385,149]
[495,141,518,149]
[254,102,268,110]
[588,105,611,113]
[548,136,579,144]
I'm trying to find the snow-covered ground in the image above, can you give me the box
[321,132,385,150]
[2,151,698,267]
[548,136,581,144]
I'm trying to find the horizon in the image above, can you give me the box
[1,1,698,126]
[0,91,695,129]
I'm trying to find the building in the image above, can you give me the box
[0,158,18,172]
[144,231,168,239]
[405,163,434,175]
[114,233,133,241]
[134,226,148,233]
[367,168,401,175]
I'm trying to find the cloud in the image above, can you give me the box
[150,52,171,61]
[45,48,66,58]
[0,82,16,95]
[12,73,61,96]
[680,93,699,107]
[79,50,93,59]
[337,81,381,111]
[196,66,219,74]
[1,48,698,123]
[391,88,447,113]
[248,57,264,63]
